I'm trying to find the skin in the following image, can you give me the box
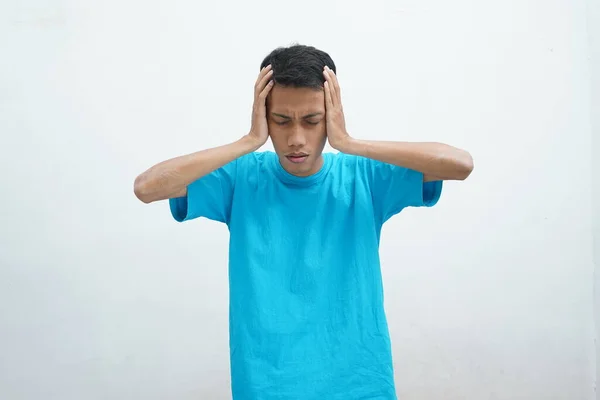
[133,64,473,204]
[267,66,474,182]
[133,66,275,203]
[267,85,327,176]
[323,66,473,182]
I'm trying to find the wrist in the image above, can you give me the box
[241,134,264,152]
[335,136,362,155]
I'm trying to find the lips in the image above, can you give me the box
[286,153,308,164]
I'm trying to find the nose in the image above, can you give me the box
[287,126,307,148]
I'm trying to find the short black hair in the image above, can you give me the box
[260,44,336,90]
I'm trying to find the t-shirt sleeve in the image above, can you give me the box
[168,158,238,224]
[367,158,443,223]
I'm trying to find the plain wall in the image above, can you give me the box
[0,0,596,399]
[587,0,600,397]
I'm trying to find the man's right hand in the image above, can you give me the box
[134,65,275,204]
[248,65,274,147]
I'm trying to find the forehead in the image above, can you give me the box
[268,85,325,113]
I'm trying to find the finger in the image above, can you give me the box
[256,69,273,96]
[325,66,341,103]
[324,81,334,110]
[258,64,272,79]
[258,80,274,101]
[255,65,272,87]
[324,69,338,107]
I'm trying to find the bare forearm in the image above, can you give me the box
[134,135,260,203]
[338,138,474,181]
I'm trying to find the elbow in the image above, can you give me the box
[133,174,154,204]
[456,150,474,180]
[435,143,474,181]
[442,148,473,181]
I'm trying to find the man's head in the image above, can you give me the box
[260,44,336,177]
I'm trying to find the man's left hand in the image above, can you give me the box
[323,66,351,151]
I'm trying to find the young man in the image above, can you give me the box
[134,44,473,399]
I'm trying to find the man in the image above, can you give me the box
[134,44,473,399]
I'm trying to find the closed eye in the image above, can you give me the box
[271,118,321,126]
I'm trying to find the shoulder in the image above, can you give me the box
[235,151,275,169]
[328,152,374,175]
[232,151,277,188]
[329,151,363,166]
[332,152,411,175]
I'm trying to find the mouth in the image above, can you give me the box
[286,153,309,164]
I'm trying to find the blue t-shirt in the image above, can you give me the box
[169,151,442,400]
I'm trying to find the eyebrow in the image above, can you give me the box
[271,112,324,119]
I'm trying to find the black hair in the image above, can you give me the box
[260,44,336,90]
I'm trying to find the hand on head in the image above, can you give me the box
[248,65,274,148]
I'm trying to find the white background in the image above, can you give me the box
[1,0,598,399]
[588,0,599,397]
